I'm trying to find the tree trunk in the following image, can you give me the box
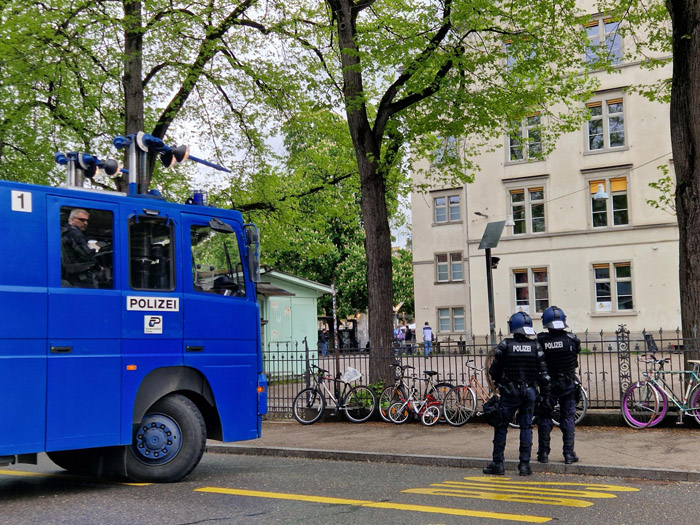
[121,0,145,193]
[333,0,395,386]
[667,0,700,362]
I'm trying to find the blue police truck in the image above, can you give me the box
[0,134,267,482]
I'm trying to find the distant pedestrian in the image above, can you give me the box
[483,311,550,477]
[422,322,433,358]
[536,306,581,465]
[393,325,405,355]
[318,327,329,356]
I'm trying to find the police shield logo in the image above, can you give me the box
[144,315,163,334]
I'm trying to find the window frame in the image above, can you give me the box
[512,266,549,316]
[432,192,462,225]
[588,176,629,228]
[507,183,547,235]
[507,114,543,163]
[584,17,622,66]
[128,215,176,292]
[60,205,115,290]
[585,95,626,153]
[435,252,464,283]
[437,306,466,333]
[592,262,634,313]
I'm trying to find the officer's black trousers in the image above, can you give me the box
[492,385,536,463]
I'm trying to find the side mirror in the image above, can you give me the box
[244,224,261,283]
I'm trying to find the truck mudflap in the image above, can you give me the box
[257,373,268,415]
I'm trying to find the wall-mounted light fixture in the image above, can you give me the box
[474,211,489,218]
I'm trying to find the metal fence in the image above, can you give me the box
[264,326,699,420]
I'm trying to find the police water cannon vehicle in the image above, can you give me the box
[0,132,266,482]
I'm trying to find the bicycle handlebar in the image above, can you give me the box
[638,354,671,367]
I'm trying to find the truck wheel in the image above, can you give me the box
[125,394,206,483]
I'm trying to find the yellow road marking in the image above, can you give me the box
[437,481,618,498]
[0,469,150,486]
[462,477,639,492]
[401,477,639,508]
[403,487,592,507]
[195,487,551,523]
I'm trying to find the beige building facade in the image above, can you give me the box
[411,13,679,340]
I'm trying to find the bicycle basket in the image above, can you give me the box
[341,367,362,383]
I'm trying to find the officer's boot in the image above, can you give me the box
[518,461,532,476]
[518,441,532,476]
[563,436,578,464]
[537,437,550,463]
[483,461,505,475]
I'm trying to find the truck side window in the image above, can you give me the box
[60,206,114,289]
[129,216,174,290]
[191,224,246,297]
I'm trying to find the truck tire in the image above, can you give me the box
[125,393,206,482]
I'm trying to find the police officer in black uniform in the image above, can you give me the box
[61,208,100,288]
[484,311,550,476]
[536,305,581,464]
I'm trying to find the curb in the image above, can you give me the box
[206,444,700,482]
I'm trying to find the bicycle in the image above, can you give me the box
[443,360,494,426]
[621,354,700,429]
[378,362,414,422]
[292,365,376,425]
[388,371,447,426]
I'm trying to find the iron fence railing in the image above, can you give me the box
[264,327,700,420]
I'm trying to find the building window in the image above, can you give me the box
[436,252,463,282]
[594,262,633,312]
[433,136,459,165]
[434,194,461,224]
[510,187,545,235]
[513,267,549,314]
[438,307,466,332]
[586,98,625,152]
[590,177,628,227]
[585,18,622,65]
[508,115,542,162]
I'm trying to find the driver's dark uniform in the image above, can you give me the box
[61,224,99,287]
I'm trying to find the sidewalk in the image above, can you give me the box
[207,415,700,482]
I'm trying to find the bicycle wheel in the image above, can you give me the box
[646,383,667,427]
[388,401,410,424]
[428,382,454,402]
[687,385,700,426]
[378,385,408,422]
[621,381,661,428]
[421,405,441,426]
[292,387,325,425]
[552,384,589,426]
[443,386,476,427]
[343,385,376,423]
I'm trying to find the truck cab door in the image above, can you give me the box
[181,212,260,441]
[46,197,121,451]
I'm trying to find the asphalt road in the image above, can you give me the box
[1,453,697,524]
